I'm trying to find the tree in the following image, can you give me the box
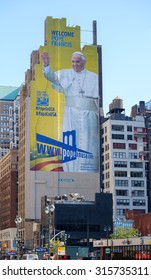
[110,226,138,239]
[50,239,64,255]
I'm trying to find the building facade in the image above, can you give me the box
[131,100,151,212]
[0,87,20,254]
[102,97,148,220]
[41,192,113,248]
[18,16,101,246]
[0,150,18,253]
[0,86,20,159]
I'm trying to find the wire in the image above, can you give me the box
[81,30,93,33]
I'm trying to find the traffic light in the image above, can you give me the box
[18,240,24,253]
[60,231,65,240]
[64,234,68,245]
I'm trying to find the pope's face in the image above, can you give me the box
[72,55,86,72]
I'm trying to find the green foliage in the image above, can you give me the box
[50,239,64,255]
[110,226,138,239]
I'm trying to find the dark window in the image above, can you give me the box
[117,199,130,206]
[114,171,127,177]
[113,143,126,149]
[116,190,128,196]
[131,190,144,197]
[130,172,143,178]
[129,143,137,150]
[133,200,145,206]
[130,162,143,168]
[112,134,124,140]
[114,161,127,168]
[127,126,132,132]
[112,125,124,131]
[127,135,133,140]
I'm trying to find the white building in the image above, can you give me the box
[102,97,148,220]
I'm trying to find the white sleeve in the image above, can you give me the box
[43,66,64,93]
[43,65,57,83]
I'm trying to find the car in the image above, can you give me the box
[22,253,39,260]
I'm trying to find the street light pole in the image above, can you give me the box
[45,204,55,260]
[104,225,111,260]
[15,215,22,260]
[41,234,45,247]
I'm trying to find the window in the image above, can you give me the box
[131,180,144,187]
[113,152,126,158]
[133,199,146,206]
[134,127,146,133]
[114,161,127,168]
[127,126,132,132]
[105,153,110,160]
[115,180,128,187]
[105,172,110,179]
[116,209,126,216]
[130,172,143,178]
[105,181,110,188]
[116,199,130,206]
[129,143,137,150]
[112,125,124,131]
[116,190,128,196]
[3,104,9,109]
[130,162,143,168]
[113,143,126,149]
[131,190,144,197]
[127,135,133,140]
[112,134,124,140]
[105,162,110,170]
[129,153,137,159]
[105,144,109,151]
[114,171,127,177]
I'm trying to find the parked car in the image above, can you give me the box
[22,253,39,260]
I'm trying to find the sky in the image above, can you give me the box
[0,0,151,115]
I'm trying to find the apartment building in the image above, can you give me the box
[0,86,20,252]
[131,100,151,212]
[0,86,20,159]
[0,149,18,252]
[102,97,148,220]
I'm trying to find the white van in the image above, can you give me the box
[22,253,39,260]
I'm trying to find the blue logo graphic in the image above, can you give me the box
[36,91,49,106]
[36,130,93,163]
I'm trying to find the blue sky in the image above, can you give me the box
[0,0,151,115]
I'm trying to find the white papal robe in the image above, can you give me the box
[43,66,99,173]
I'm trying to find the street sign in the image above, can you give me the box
[7,251,17,255]
[58,246,66,256]
[105,248,110,254]
[35,248,47,252]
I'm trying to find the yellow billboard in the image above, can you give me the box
[30,17,99,173]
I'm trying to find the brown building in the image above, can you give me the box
[126,209,151,237]
[131,100,151,212]
[0,149,18,230]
